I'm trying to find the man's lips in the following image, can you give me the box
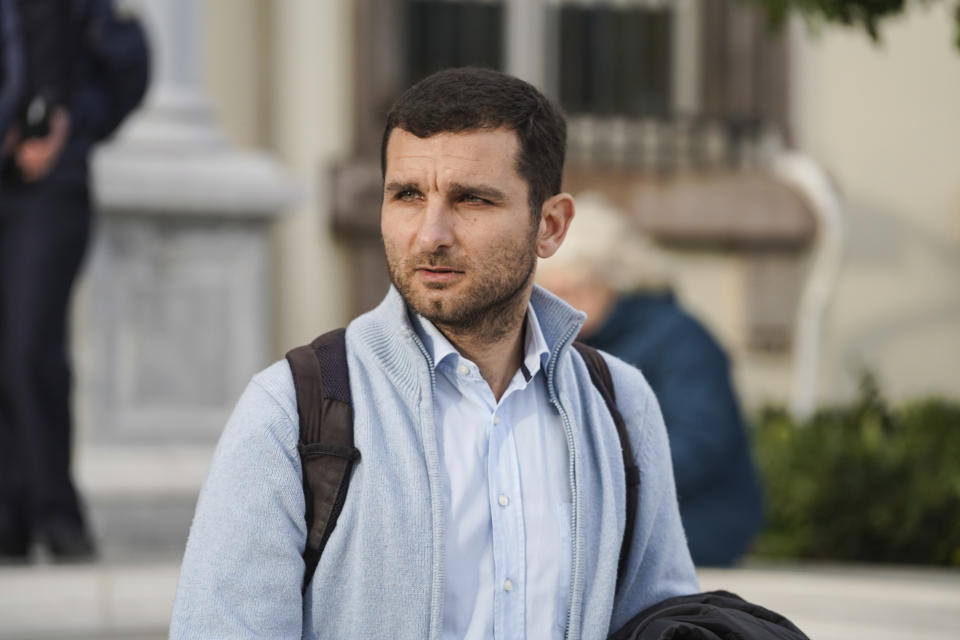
[415,266,464,283]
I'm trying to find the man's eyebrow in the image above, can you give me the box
[383,181,421,194]
[449,183,507,202]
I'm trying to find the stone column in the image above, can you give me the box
[78,0,298,448]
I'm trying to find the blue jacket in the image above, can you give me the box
[583,293,764,566]
[171,286,698,639]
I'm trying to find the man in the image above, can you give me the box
[0,0,148,560]
[171,67,698,639]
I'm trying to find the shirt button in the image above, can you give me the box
[503,579,513,592]
[498,494,509,507]
[457,364,469,376]
[493,414,500,425]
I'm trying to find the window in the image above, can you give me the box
[558,4,672,119]
[394,0,787,171]
[406,0,504,85]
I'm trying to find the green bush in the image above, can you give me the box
[751,374,960,566]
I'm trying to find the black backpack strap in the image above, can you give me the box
[285,328,361,593]
[572,341,639,592]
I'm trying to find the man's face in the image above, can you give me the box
[381,127,539,332]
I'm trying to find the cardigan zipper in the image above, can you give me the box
[547,323,584,640]
[410,331,445,640]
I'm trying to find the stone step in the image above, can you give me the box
[87,495,196,562]
[2,561,957,639]
[0,560,179,639]
[0,445,210,638]
[700,563,960,640]
[75,444,214,498]
[75,444,213,559]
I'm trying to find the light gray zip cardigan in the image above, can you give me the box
[170,286,698,639]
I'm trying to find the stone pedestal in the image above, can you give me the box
[78,215,274,445]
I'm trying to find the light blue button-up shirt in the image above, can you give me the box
[413,306,572,640]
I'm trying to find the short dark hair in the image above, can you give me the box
[381,67,567,218]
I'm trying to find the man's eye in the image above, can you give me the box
[397,190,419,201]
[462,194,489,205]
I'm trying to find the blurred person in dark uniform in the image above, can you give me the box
[538,193,764,566]
[0,0,147,561]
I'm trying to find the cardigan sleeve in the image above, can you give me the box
[69,0,149,142]
[170,362,307,639]
[603,355,700,633]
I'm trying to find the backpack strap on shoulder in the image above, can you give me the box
[572,341,639,592]
[285,328,360,593]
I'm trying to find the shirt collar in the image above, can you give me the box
[411,303,550,381]
[520,304,550,382]
[411,312,460,370]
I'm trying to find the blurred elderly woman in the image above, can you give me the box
[538,193,764,566]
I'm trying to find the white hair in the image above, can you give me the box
[538,191,672,293]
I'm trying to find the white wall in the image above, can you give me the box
[205,0,354,356]
[791,4,960,403]
[203,0,265,149]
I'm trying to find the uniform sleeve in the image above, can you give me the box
[0,0,25,135]
[70,0,149,141]
[604,356,699,633]
[170,367,306,639]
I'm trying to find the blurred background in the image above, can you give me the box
[1,0,959,638]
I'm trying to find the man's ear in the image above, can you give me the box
[536,193,575,259]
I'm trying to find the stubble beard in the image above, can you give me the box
[385,234,538,345]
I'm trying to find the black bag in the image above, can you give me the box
[608,590,811,640]
[285,330,639,593]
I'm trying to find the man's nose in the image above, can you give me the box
[414,198,455,252]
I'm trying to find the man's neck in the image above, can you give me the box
[435,300,529,402]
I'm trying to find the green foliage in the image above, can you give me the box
[751,373,960,565]
[742,0,960,51]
